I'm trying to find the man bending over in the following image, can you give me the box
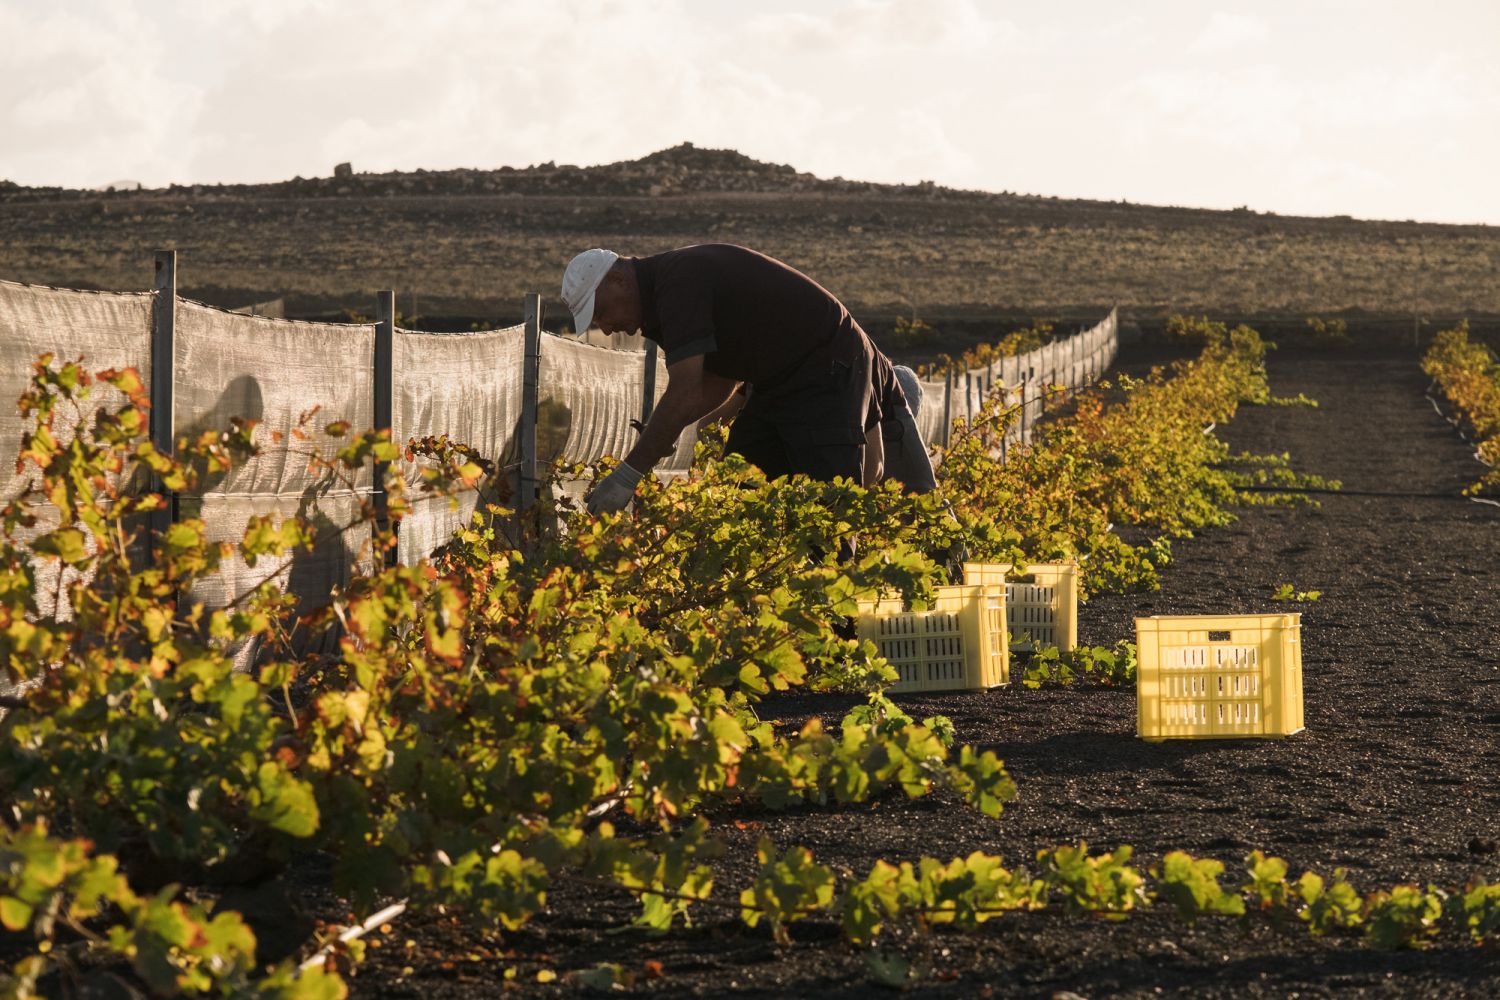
[561,243,886,515]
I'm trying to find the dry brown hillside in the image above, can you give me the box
[3,143,1497,345]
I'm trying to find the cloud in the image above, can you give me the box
[1,0,1497,223]
[179,0,705,179]
[162,0,1016,188]
[1110,64,1305,148]
[0,3,204,186]
[748,0,1006,56]
[1188,11,1270,54]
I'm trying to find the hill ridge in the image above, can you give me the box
[6,141,1495,234]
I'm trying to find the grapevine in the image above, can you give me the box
[4,321,1466,997]
[1421,319,1500,494]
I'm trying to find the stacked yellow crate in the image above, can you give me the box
[856,583,1008,693]
[964,562,1078,652]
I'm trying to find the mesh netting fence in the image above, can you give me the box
[2,269,1116,676]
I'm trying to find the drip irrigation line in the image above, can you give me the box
[1232,382,1496,508]
[299,900,408,971]
[1236,484,1498,505]
[1421,384,1498,506]
[1426,388,1496,469]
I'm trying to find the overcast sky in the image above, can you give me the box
[3,0,1497,224]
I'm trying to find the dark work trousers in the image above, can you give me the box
[880,404,938,495]
[725,325,874,570]
[724,325,873,483]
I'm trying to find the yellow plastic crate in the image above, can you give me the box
[964,562,1078,652]
[856,584,1008,693]
[1136,614,1304,741]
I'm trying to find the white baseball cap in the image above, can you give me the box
[560,248,620,335]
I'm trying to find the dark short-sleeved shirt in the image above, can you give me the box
[633,244,861,388]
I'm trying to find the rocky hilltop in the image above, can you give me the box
[1,142,1002,204]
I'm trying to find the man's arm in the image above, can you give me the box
[862,424,884,486]
[696,383,746,430]
[626,354,738,471]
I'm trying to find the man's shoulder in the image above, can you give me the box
[661,244,831,295]
[652,243,767,271]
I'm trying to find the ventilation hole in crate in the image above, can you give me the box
[929,661,964,681]
[1227,702,1261,727]
[926,637,958,658]
[1165,647,1210,669]
[1214,645,1257,669]
[1208,630,1232,642]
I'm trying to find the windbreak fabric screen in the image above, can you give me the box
[178,493,371,672]
[0,281,155,633]
[394,324,524,565]
[0,273,1121,688]
[912,374,949,448]
[901,308,1118,466]
[173,301,376,655]
[0,281,155,507]
[174,300,376,498]
[539,334,696,471]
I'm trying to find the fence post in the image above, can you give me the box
[941,369,954,448]
[1070,331,1078,395]
[1050,348,1057,409]
[641,341,659,425]
[1020,368,1031,443]
[1000,381,1009,464]
[983,368,993,445]
[1111,307,1118,371]
[149,250,176,547]
[519,293,542,512]
[374,290,396,566]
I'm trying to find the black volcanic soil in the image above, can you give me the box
[342,347,1500,998]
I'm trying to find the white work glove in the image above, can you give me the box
[586,461,644,516]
